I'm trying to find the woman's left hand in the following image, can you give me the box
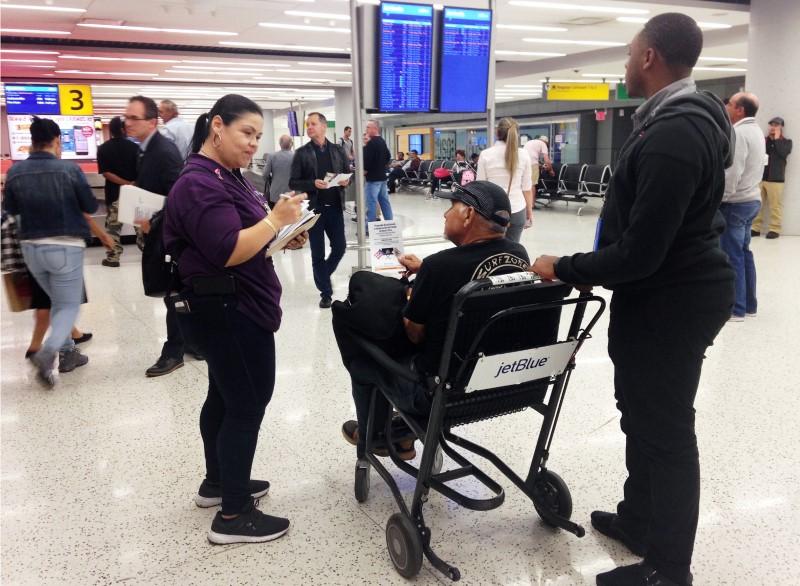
[524,207,533,229]
[285,231,308,250]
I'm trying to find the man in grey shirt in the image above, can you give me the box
[158,99,193,161]
[721,92,764,321]
[264,135,295,203]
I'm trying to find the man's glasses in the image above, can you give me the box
[123,115,155,122]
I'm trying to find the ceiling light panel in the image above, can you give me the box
[258,23,351,34]
[495,50,567,57]
[77,24,237,36]
[698,56,747,63]
[509,2,649,15]
[523,38,625,47]
[297,61,351,68]
[284,10,350,21]
[1,49,61,55]
[497,24,568,32]
[0,3,86,12]
[59,55,182,63]
[0,28,71,35]
[617,16,731,29]
[221,41,347,53]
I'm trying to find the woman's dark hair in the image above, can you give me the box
[455,149,466,158]
[190,94,263,154]
[30,116,61,150]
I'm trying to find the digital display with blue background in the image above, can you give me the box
[4,84,60,115]
[379,2,433,113]
[439,7,492,113]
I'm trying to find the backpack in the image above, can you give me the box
[140,166,203,297]
[460,166,476,186]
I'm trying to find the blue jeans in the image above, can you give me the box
[21,243,84,355]
[309,204,346,299]
[719,200,761,317]
[365,180,393,224]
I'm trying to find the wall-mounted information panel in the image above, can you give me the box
[379,2,434,113]
[439,7,492,113]
[4,84,60,115]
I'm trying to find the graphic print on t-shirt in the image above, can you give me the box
[471,252,529,280]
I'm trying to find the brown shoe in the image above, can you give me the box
[766,231,780,239]
[341,420,416,460]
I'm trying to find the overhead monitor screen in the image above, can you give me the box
[439,7,492,113]
[379,2,434,113]
[288,110,300,137]
[4,84,60,115]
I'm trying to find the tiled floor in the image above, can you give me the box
[2,193,799,585]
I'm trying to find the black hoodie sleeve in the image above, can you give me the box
[556,134,705,287]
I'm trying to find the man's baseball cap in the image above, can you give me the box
[768,116,785,126]
[538,135,549,142]
[437,180,511,227]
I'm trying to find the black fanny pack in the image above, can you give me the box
[190,274,237,296]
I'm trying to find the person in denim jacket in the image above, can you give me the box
[3,117,106,387]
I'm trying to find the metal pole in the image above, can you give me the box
[486,0,497,144]
[350,0,369,270]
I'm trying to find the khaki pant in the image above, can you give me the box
[531,164,540,189]
[104,200,124,261]
[752,181,784,234]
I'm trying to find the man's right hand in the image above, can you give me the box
[398,253,422,275]
[270,192,306,229]
[314,179,328,190]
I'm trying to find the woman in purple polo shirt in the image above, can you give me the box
[164,94,306,545]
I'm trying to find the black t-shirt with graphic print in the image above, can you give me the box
[404,238,530,375]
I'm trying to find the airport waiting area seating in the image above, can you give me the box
[536,163,612,214]
[346,273,605,581]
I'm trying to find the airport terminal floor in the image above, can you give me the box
[2,194,799,585]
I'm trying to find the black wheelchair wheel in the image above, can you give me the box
[354,461,370,503]
[533,469,573,526]
[385,513,423,579]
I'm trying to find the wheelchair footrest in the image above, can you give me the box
[431,465,474,484]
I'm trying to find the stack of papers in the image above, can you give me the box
[118,185,165,226]
[265,202,319,257]
[323,172,353,189]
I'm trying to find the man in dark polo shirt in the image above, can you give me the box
[289,112,350,308]
[96,116,139,268]
[340,181,529,461]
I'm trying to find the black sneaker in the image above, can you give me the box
[319,296,332,309]
[102,259,120,268]
[766,231,780,239]
[145,356,184,377]
[195,479,271,508]
[58,348,89,373]
[207,500,290,545]
[751,230,760,237]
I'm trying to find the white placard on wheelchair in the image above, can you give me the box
[465,341,579,393]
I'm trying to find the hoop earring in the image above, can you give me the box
[212,133,222,148]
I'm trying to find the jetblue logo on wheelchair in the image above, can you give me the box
[466,341,579,392]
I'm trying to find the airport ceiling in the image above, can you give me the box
[1,0,749,115]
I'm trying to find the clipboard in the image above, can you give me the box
[265,212,320,257]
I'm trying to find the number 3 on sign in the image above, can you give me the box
[59,84,93,115]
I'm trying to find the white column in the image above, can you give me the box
[746,0,800,235]
[256,108,276,158]
[334,87,354,141]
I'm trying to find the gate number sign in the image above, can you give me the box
[58,84,93,115]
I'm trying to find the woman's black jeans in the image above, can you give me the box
[176,294,276,515]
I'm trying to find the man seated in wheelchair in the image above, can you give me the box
[340,181,530,460]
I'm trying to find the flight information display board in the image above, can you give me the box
[4,84,60,115]
[379,2,434,113]
[439,7,492,113]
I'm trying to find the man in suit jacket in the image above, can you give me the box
[125,95,188,378]
[264,135,295,204]
[289,112,350,308]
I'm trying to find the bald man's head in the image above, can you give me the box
[279,135,293,150]
[726,91,759,123]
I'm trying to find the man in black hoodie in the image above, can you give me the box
[532,14,734,586]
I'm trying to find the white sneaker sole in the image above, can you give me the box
[194,486,270,508]
[207,524,289,545]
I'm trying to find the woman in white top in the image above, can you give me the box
[476,117,533,242]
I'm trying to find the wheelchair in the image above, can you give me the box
[348,272,606,581]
